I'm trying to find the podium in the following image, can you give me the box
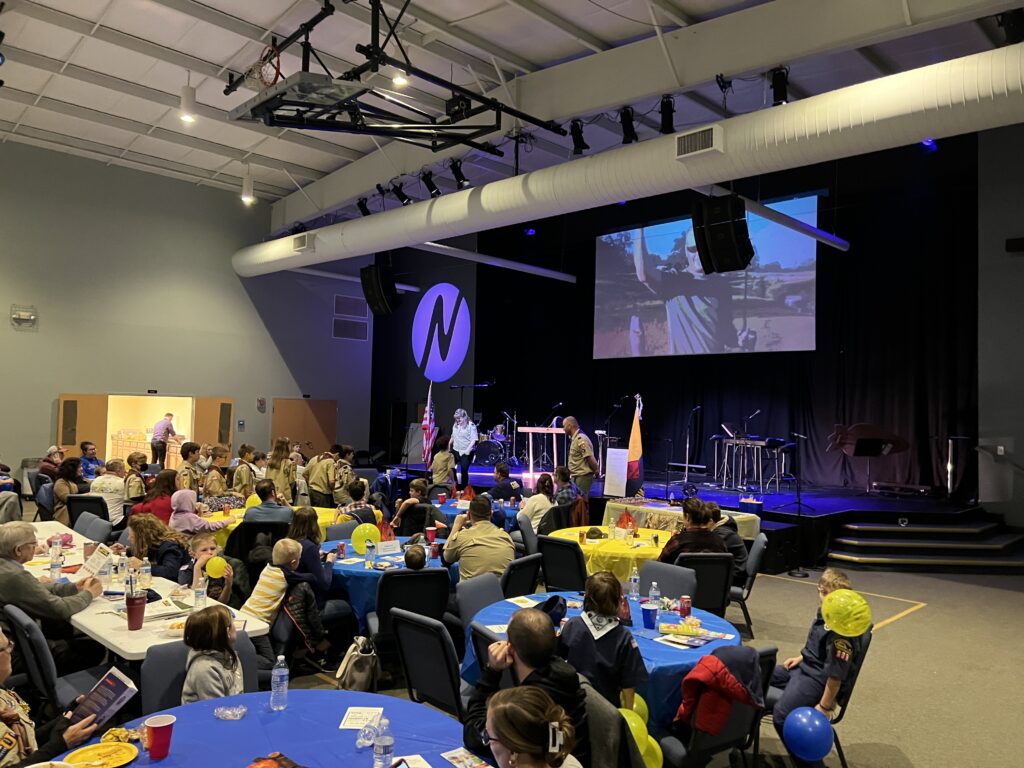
[519,426,564,488]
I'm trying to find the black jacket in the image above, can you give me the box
[713,517,748,583]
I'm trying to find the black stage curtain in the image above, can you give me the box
[474,136,978,496]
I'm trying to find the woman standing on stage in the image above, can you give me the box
[449,408,478,490]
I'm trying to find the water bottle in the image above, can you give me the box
[139,557,152,589]
[112,554,126,585]
[365,541,376,569]
[627,521,635,539]
[628,566,640,600]
[648,581,661,623]
[269,655,289,711]
[48,543,62,581]
[194,583,207,611]
[98,558,112,589]
[372,717,394,768]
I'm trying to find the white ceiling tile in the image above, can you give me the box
[0,60,56,93]
[177,146,231,170]
[0,100,30,122]
[29,0,116,21]
[201,0,300,30]
[120,133,195,162]
[16,107,136,148]
[71,36,161,82]
[8,15,85,61]
[42,75,129,113]
[101,0,202,50]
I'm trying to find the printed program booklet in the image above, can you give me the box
[69,666,138,727]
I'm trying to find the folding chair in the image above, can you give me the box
[640,560,697,599]
[537,535,587,592]
[391,608,465,721]
[67,494,110,525]
[730,533,768,637]
[516,512,538,555]
[501,553,542,598]
[674,553,734,617]
[326,520,360,541]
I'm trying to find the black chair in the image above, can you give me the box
[516,512,539,555]
[454,573,504,625]
[426,483,451,502]
[366,568,451,659]
[537,535,587,592]
[326,520,360,541]
[730,533,768,637]
[394,503,436,537]
[223,521,290,585]
[391,607,465,721]
[501,553,542,598]
[29,471,48,496]
[66,494,110,525]
[639,560,697,600]
[674,553,734,617]
[537,502,573,535]
[469,621,514,690]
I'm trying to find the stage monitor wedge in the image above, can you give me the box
[692,193,755,274]
[360,264,399,316]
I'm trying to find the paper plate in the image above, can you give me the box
[65,742,138,768]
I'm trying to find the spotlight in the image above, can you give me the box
[619,106,638,144]
[570,119,589,155]
[392,71,408,87]
[450,159,471,190]
[921,137,937,153]
[357,197,372,216]
[0,51,4,67]
[179,83,197,123]
[422,171,441,199]
[998,9,1024,45]
[659,95,675,135]
[769,67,789,106]
[240,164,255,206]
[390,182,412,206]
[524,227,536,236]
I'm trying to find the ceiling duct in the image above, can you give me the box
[233,43,1024,278]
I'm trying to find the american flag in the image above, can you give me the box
[422,382,438,467]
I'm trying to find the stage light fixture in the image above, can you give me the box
[240,164,255,206]
[921,137,937,153]
[619,106,638,144]
[392,71,408,87]
[450,159,471,190]
[357,197,372,216]
[422,171,441,198]
[391,182,412,206]
[524,227,536,236]
[659,95,675,134]
[769,67,789,106]
[179,83,197,123]
[570,119,589,155]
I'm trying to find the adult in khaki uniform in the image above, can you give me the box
[333,446,359,505]
[232,444,257,497]
[563,416,598,498]
[306,446,341,508]
[443,497,515,582]
[177,442,203,493]
[264,438,297,504]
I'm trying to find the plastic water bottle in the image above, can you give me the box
[372,717,394,768]
[98,558,112,589]
[112,554,126,585]
[48,543,62,581]
[193,583,207,611]
[628,566,640,600]
[648,581,661,622]
[365,541,376,569]
[139,557,152,589]
[270,655,289,711]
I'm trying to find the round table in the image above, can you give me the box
[461,591,741,736]
[551,526,668,582]
[207,506,340,548]
[61,690,465,767]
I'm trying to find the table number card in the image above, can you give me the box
[339,706,383,729]
[377,540,401,555]
[395,757,433,768]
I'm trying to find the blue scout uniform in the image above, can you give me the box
[484,478,522,532]
[557,613,650,707]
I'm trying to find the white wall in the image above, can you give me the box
[0,142,309,466]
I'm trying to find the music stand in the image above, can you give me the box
[853,438,888,494]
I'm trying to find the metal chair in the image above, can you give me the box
[501,553,542,598]
[673,553,734,617]
[326,520,360,541]
[730,533,768,637]
[639,560,697,600]
[537,535,587,592]
[67,494,110,525]
[391,607,465,721]
[516,512,538,555]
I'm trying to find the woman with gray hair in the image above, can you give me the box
[449,408,479,490]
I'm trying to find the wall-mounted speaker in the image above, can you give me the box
[692,193,754,274]
[360,264,399,315]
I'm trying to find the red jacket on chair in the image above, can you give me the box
[675,645,764,735]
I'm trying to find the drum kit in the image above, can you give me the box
[475,421,518,466]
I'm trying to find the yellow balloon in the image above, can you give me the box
[643,735,663,768]
[350,523,382,555]
[621,692,649,724]
[822,589,872,637]
[618,708,648,753]
[205,556,227,579]
[244,493,261,509]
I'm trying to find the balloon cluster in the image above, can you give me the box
[619,693,662,768]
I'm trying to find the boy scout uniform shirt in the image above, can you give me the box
[568,431,596,477]
[333,461,358,504]
[125,472,146,500]
[203,468,230,496]
[431,450,456,485]
[178,460,202,491]
[799,608,865,686]
[442,520,515,581]
[306,454,338,495]
[232,462,255,495]
[0,689,37,766]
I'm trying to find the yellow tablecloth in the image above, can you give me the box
[603,499,760,540]
[207,507,339,548]
[551,526,669,583]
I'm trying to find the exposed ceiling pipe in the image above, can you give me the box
[233,43,1024,278]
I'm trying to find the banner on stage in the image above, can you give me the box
[604,448,629,498]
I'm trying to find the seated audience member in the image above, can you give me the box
[126,513,189,579]
[0,626,99,764]
[334,481,377,525]
[252,451,268,480]
[0,490,19,525]
[232,444,258,497]
[521,473,556,532]
[124,452,148,503]
[391,479,447,535]
[177,441,203,492]
[181,604,243,705]
[557,572,648,709]
[333,445,358,505]
[243,480,294,524]
[38,445,64,480]
[89,458,128,528]
[657,498,728,564]
[52,457,84,526]
[169,489,237,537]
[265,438,297,504]
[131,469,180,525]
[771,568,868,768]
[287,507,338,610]
[485,462,522,502]
[706,501,748,585]
[553,466,579,507]
[404,544,427,571]
[431,434,457,492]
[178,533,235,605]
[203,447,245,510]
[485,687,583,768]
[306,445,341,508]
[78,441,105,481]
[443,497,515,582]
[465,608,589,767]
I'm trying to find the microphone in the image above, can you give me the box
[619,394,632,401]
[501,411,512,420]
[791,431,808,439]
[691,405,702,412]
[747,408,761,420]
[551,401,563,408]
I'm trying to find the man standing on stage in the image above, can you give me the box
[563,417,598,499]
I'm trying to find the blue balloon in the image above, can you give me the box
[783,707,834,762]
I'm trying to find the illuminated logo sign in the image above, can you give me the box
[411,283,471,382]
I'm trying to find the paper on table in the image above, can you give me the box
[339,706,383,729]
[339,557,365,565]
[395,757,433,768]
[654,634,713,649]
[505,596,538,608]
[377,540,401,555]
[485,624,508,634]
[441,747,489,768]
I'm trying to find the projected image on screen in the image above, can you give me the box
[593,195,818,359]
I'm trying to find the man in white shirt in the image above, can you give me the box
[89,459,127,527]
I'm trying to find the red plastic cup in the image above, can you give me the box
[437,492,447,504]
[145,714,176,760]
[430,542,440,560]
[425,526,437,543]
[125,594,147,631]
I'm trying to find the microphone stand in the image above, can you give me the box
[683,406,700,484]
[774,432,815,577]
[663,437,673,500]
[449,380,494,408]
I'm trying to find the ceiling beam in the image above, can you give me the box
[504,0,610,53]
[0,85,327,180]
[646,0,696,27]
[1,45,363,163]
[854,45,895,75]
[271,0,1022,228]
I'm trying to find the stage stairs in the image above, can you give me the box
[827,505,1024,571]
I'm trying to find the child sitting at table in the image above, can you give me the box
[241,538,297,668]
[556,571,649,709]
[168,489,240,538]
[404,544,426,571]
[391,478,448,536]
[178,532,237,605]
[181,604,243,704]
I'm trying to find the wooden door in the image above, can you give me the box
[194,397,234,451]
[271,399,337,455]
[57,394,108,456]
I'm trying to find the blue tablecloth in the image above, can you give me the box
[62,690,465,767]
[461,592,741,736]
[321,537,457,630]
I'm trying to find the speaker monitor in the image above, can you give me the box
[360,264,399,316]
[692,193,754,274]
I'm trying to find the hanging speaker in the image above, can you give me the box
[360,264,399,315]
[692,193,754,274]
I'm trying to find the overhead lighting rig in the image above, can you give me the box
[226,1,566,157]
